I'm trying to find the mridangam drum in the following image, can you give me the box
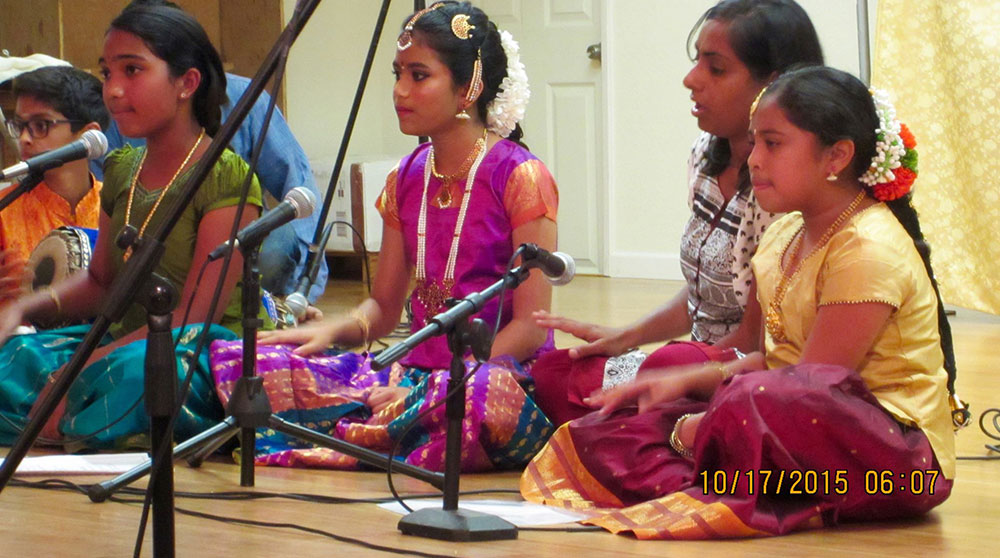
[21,226,96,293]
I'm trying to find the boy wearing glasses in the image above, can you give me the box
[0,66,109,303]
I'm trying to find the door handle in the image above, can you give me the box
[586,42,601,61]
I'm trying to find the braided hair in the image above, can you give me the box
[761,65,959,396]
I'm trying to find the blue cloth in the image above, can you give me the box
[0,323,238,448]
[94,74,328,301]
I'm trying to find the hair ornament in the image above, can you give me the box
[486,30,530,138]
[397,2,444,51]
[749,86,767,119]
[451,14,475,40]
[860,89,918,201]
[446,13,483,105]
[465,50,484,103]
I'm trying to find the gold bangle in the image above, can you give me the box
[669,413,695,458]
[349,309,371,346]
[44,287,62,315]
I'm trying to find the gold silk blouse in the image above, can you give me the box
[753,203,955,478]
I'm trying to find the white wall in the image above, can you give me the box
[606,0,877,280]
[281,0,877,279]
[281,0,416,167]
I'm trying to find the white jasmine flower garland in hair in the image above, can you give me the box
[859,88,906,188]
[486,30,530,138]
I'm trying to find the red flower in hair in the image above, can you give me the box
[899,123,917,149]
[872,167,916,201]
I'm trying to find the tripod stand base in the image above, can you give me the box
[397,508,517,541]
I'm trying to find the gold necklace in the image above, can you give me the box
[414,129,490,317]
[121,129,205,261]
[428,129,487,207]
[764,190,867,343]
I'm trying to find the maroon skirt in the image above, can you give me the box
[531,341,734,426]
[521,363,952,539]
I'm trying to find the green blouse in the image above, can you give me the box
[101,145,265,338]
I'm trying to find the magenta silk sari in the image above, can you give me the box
[211,140,555,470]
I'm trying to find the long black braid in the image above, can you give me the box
[762,66,962,409]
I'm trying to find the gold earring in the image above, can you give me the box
[826,172,838,182]
[455,109,471,120]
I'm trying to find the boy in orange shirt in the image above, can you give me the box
[0,65,109,303]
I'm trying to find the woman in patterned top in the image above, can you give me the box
[530,0,825,425]
[522,65,955,540]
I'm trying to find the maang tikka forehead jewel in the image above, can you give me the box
[397,2,444,51]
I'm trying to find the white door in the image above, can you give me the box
[478,0,605,275]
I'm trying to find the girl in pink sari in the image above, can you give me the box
[212,1,559,471]
[521,66,956,539]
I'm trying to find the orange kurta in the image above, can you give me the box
[0,176,102,263]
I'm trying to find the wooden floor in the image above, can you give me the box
[2,276,998,557]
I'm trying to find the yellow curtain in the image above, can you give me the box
[872,0,1000,315]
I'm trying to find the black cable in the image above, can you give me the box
[975,407,1000,454]
[328,219,373,295]
[979,408,1000,442]
[170,507,466,558]
[9,477,520,505]
[385,363,483,512]
[172,249,215,351]
[9,479,593,556]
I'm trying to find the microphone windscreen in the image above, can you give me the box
[284,291,309,321]
[285,186,317,218]
[548,252,576,286]
[82,129,109,159]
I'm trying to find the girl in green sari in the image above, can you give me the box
[0,3,262,448]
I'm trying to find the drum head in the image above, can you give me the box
[22,226,94,293]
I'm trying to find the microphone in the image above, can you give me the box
[285,221,335,320]
[0,129,108,181]
[208,186,317,261]
[520,243,575,286]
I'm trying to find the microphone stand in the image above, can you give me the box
[138,273,182,558]
[299,0,392,298]
[370,264,537,542]
[87,236,445,498]
[0,171,43,212]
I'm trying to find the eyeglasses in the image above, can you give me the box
[4,118,82,140]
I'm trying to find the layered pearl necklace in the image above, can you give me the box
[415,129,489,317]
[765,189,867,343]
